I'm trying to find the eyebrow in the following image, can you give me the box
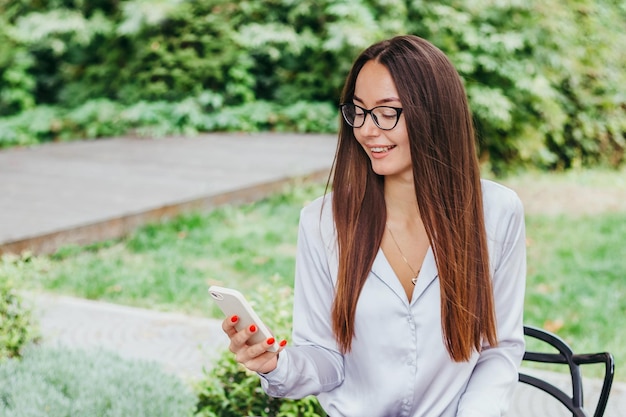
[353,95,401,105]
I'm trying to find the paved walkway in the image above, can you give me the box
[31,292,227,381]
[1,134,624,416]
[0,133,336,255]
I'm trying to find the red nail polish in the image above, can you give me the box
[267,337,275,345]
[279,340,287,347]
[230,315,238,323]
[249,324,257,333]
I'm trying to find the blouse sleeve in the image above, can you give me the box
[456,188,527,416]
[259,201,344,398]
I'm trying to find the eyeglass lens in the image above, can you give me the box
[341,104,401,130]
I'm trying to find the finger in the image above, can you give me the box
[228,323,259,354]
[221,315,239,337]
[240,338,288,374]
[241,336,286,363]
[234,329,276,362]
[238,340,278,369]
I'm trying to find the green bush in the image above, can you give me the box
[0,0,624,171]
[0,260,37,360]
[195,281,325,417]
[404,0,626,172]
[0,346,197,417]
[0,98,338,147]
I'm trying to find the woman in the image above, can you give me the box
[222,35,526,417]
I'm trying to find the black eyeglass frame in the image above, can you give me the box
[339,103,404,131]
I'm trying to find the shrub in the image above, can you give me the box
[404,0,626,172]
[0,0,624,170]
[0,98,337,148]
[0,258,37,360]
[195,351,325,417]
[195,280,325,417]
[0,346,197,417]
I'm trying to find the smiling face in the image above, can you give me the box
[352,60,412,181]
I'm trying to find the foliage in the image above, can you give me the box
[0,346,197,417]
[0,98,337,147]
[194,280,325,417]
[0,0,624,170]
[533,1,626,170]
[404,0,626,172]
[0,259,37,360]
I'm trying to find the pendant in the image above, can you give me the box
[411,276,418,285]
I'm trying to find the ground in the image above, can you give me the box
[498,169,626,216]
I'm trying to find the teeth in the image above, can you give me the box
[371,146,394,153]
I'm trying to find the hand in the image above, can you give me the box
[222,315,287,374]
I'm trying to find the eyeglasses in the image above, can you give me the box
[340,103,403,130]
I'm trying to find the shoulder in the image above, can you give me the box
[299,193,334,233]
[480,179,526,253]
[298,193,337,250]
[301,193,329,214]
[300,193,332,222]
[481,179,524,217]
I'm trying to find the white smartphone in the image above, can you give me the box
[208,285,279,352]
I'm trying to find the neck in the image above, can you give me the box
[384,175,419,223]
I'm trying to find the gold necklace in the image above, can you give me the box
[386,223,420,285]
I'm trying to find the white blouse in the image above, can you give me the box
[260,179,526,417]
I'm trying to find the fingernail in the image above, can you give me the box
[266,337,275,345]
[230,315,238,323]
[279,340,287,347]
[249,324,257,333]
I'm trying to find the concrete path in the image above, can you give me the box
[31,292,227,382]
[0,133,336,255]
[2,134,624,416]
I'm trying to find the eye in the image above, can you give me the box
[378,108,398,119]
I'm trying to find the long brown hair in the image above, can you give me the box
[331,35,497,362]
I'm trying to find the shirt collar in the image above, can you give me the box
[371,246,438,305]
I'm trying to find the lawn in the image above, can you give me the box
[3,169,625,380]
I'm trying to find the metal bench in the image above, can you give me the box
[519,325,615,417]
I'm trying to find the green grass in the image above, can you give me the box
[524,213,626,359]
[3,170,625,380]
[4,179,327,318]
